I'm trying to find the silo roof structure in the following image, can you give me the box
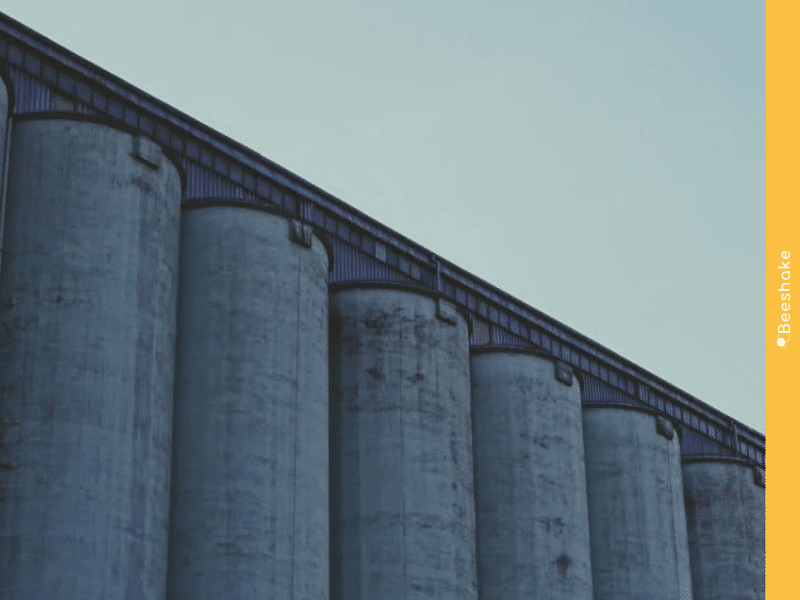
[0,8,764,473]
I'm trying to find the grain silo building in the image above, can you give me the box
[0,11,765,600]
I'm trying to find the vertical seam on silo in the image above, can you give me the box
[400,305,407,600]
[148,265,159,584]
[290,246,302,600]
[667,437,681,598]
[432,312,439,597]
[0,115,12,284]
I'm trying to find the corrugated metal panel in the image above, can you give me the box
[582,374,639,407]
[638,385,665,411]
[8,66,49,113]
[739,439,764,464]
[470,318,491,345]
[681,427,735,458]
[681,428,731,457]
[9,67,94,116]
[329,238,417,285]
[182,159,250,201]
[490,325,527,346]
[74,101,97,115]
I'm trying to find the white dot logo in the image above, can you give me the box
[778,335,791,348]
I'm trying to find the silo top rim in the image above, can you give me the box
[582,400,681,426]
[330,280,472,334]
[330,280,438,296]
[470,344,584,390]
[12,111,187,192]
[182,199,334,273]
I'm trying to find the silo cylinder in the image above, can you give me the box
[329,284,477,600]
[166,202,330,600]
[682,458,765,600]
[0,116,183,600]
[582,405,694,600]
[470,348,594,600]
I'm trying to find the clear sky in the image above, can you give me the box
[2,1,765,433]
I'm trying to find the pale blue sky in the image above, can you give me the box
[3,1,765,432]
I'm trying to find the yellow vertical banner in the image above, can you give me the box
[766,0,799,596]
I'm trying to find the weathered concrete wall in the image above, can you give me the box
[329,285,477,600]
[470,348,593,600]
[0,117,182,600]
[682,459,765,600]
[583,405,694,600]
[167,204,330,600]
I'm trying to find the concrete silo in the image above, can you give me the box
[470,347,593,600]
[0,116,183,600]
[167,201,331,600]
[682,458,765,600]
[329,283,477,600]
[582,405,694,600]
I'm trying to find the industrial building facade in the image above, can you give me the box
[0,11,765,600]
